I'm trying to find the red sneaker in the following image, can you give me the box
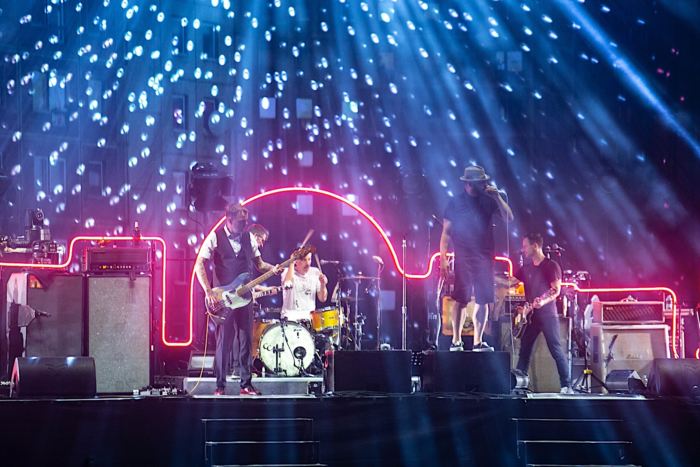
[239,386,261,396]
[213,388,225,396]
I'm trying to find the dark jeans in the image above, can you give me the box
[516,311,570,387]
[215,304,253,389]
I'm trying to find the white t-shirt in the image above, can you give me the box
[281,266,322,322]
[199,225,261,261]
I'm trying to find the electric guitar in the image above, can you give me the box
[206,245,315,322]
[512,288,558,339]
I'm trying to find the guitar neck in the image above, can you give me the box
[238,257,294,294]
[253,286,282,299]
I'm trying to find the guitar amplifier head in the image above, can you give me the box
[593,301,665,324]
[82,247,152,273]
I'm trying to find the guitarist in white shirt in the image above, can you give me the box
[513,233,572,394]
[195,204,279,396]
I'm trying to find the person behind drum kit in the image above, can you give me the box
[281,249,328,323]
[440,165,513,352]
[195,204,279,396]
[514,233,572,394]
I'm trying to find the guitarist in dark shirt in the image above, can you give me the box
[195,204,278,395]
[513,233,571,393]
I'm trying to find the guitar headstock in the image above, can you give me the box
[291,244,316,260]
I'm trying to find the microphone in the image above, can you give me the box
[486,183,507,194]
[34,310,51,318]
[320,259,340,265]
[371,255,384,265]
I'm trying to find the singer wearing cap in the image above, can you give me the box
[281,248,328,323]
[440,165,513,352]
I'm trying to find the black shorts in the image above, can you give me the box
[451,255,494,305]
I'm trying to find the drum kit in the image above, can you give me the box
[251,273,380,377]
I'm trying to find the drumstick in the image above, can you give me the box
[314,253,323,274]
[299,229,314,248]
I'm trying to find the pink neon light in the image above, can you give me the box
[184,186,513,347]
[561,282,680,359]
[1,236,171,346]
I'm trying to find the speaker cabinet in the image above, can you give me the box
[648,358,700,397]
[421,351,511,394]
[87,276,151,393]
[11,356,96,398]
[324,350,412,393]
[590,324,669,392]
[25,274,85,357]
[500,317,571,393]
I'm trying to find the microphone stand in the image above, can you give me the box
[376,262,382,350]
[401,237,408,351]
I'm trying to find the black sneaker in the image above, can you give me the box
[449,341,464,352]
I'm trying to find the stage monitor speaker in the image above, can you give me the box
[605,369,645,394]
[87,275,151,393]
[25,274,84,357]
[324,350,412,394]
[421,351,511,394]
[188,351,215,377]
[500,317,571,393]
[11,356,96,398]
[648,358,700,397]
[590,324,669,392]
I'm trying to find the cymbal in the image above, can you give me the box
[340,275,379,281]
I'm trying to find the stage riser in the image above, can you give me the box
[0,396,699,466]
[514,418,631,441]
[185,376,323,396]
[520,441,638,466]
[203,419,314,442]
[206,441,318,466]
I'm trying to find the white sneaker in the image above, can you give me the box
[560,386,574,394]
[472,342,494,352]
[449,341,464,352]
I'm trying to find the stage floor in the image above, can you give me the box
[1,390,699,467]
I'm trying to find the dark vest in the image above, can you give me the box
[211,228,255,286]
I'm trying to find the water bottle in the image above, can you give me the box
[664,295,673,312]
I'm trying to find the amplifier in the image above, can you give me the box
[593,301,664,324]
[590,324,670,392]
[83,247,151,273]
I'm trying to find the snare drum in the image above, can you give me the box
[258,321,315,376]
[311,307,341,332]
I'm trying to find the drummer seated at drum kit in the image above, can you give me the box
[281,248,328,324]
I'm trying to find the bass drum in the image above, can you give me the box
[258,321,315,376]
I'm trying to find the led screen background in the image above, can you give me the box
[1,1,698,345]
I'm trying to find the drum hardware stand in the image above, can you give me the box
[271,344,284,376]
[353,314,365,351]
[401,237,408,350]
[571,295,608,393]
[352,279,363,350]
[280,319,310,377]
[374,256,384,350]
